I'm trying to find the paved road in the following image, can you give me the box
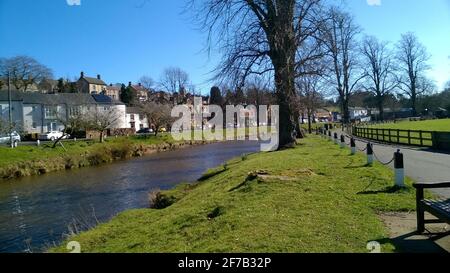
[333,130,450,199]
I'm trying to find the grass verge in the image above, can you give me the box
[0,134,193,180]
[51,136,420,253]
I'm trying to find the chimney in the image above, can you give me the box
[138,83,141,87]
[110,83,113,86]
[128,81,132,86]
[80,71,84,78]
[97,74,101,80]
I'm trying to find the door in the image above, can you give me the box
[47,122,57,132]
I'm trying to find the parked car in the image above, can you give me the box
[38,131,69,141]
[136,128,154,134]
[0,132,21,146]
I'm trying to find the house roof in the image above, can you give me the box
[130,84,149,93]
[81,76,107,86]
[40,79,59,86]
[105,85,120,91]
[126,107,143,114]
[0,90,123,105]
[25,93,97,105]
[0,90,23,101]
[92,94,124,105]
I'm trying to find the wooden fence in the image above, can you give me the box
[352,127,434,147]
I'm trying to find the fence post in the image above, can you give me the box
[394,149,405,187]
[351,137,356,155]
[334,132,338,144]
[419,131,423,146]
[328,130,332,141]
[367,143,374,165]
[36,140,40,146]
[340,135,345,148]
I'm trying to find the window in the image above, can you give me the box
[44,106,57,119]
[139,114,144,120]
[69,106,81,117]
[32,122,37,129]
[130,114,135,121]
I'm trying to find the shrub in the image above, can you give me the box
[148,190,176,209]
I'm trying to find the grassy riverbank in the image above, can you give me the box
[52,136,419,253]
[0,134,195,180]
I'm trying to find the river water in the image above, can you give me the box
[0,141,260,253]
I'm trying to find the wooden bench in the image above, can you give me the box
[413,182,450,233]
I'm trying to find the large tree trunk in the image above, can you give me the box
[293,110,302,138]
[411,93,417,117]
[342,98,350,124]
[273,59,296,147]
[269,3,297,149]
[377,96,384,121]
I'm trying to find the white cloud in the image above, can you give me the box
[66,0,81,6]
[367,0,381,6]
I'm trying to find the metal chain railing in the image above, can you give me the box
[372,151,395,166]
[340,131,395,165]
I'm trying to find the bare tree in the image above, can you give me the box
[395,32,432,116]
[51,105,88,148]
[139,75,155,91]
[159,67,190,94]
[190,0,323,148]
[140,102,174,136]
[0,56,53,91]
[360,36,397,121]
[296,75,323,133]
[320,7,364,124]
[85,108,122,143]
[245,76,275,106]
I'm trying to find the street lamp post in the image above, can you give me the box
[7,72,13,148]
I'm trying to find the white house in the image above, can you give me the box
[125,107,149,131]
[349,107,370,121]
[0,90,127,134]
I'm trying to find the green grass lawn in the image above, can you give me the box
[369,119,450,132]
[51,136,418,253]
[360,119,450,146]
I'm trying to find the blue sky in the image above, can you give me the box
[0,0,449,94]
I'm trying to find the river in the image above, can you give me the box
[0,141,260,253]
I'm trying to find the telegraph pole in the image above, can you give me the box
[7,72,13,148]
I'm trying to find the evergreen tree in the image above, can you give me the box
[120,84,137,105]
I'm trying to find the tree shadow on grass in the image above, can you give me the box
[357,185,411,195]
[344,163,371,169]
[373,231,450,253]
[344,158,371,169]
